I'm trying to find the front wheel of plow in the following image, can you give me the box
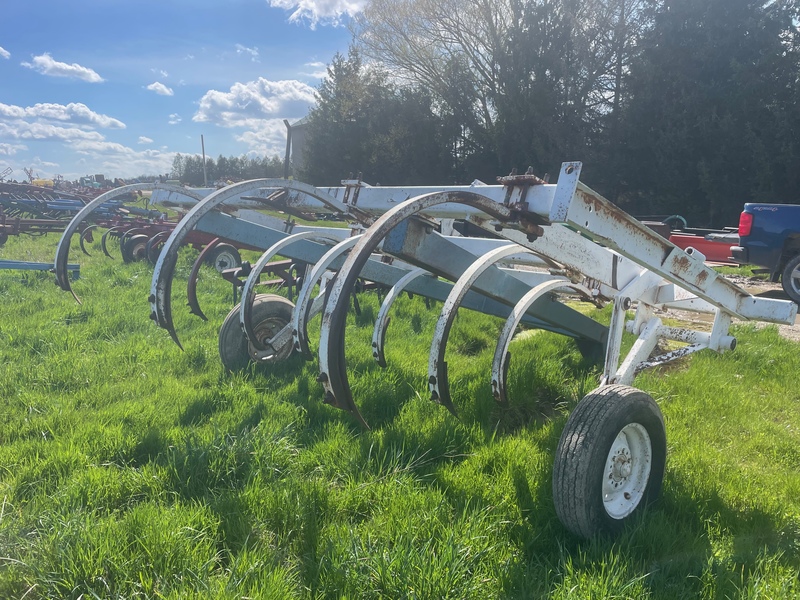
[552,385,666,538]
[218,293,295,372]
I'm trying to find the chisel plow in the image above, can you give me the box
[53,183,292,304]
[54,162,797,538]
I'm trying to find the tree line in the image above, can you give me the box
[170,154,286,187]
[298,0,800,227]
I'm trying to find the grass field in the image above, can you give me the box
[1,232,799,599]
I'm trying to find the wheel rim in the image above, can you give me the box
[789,263,800,295]
[214,250,239,272]
[131,242,147,260]
[248,316,292,362]
[602,422,652,519]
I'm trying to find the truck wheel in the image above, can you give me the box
[218,294,294,371]
[553,385,666,538]
[781,254,800,304]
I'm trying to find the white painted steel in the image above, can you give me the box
[603,423,652,520]
[292,235,364,357]
[427,243,529,408]
[239,231,334,351]
[491,279,593,403]
[372,267,431,367]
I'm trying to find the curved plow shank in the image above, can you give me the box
[186,238,221,320]
[54,183,201,301]
[146,230,169,263]
[427,244,530,416]
[101,225,123,258]
[55,183,157,301]
[292,236,363,359]
[79,225,98,256]
[240,231,327,351]
[317,191,512,425]
[491,281,593,405]
[151,180,288,348]
[372,267,431,368]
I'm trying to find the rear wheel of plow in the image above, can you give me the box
[207,243,241,273]
[121,234,149,263]
[552,385,666,538]
[218,294,294,371]
[781,253,800,304]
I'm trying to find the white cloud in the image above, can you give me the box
[0,102,125,129]
[0,46,10,60]
[193,78,314,155]
[151,68,169,78]
[0,120,105,142]
[138,136,153,144]
[21,53,103,82]
[301,60,328,78]
[68,140,177,179]
[168,113,182,125]
[268,0,366,28]
[193,78,315,127]
[235,44,260,62]
[235,119,292,155]
[0,142,27,156]
[146,81,174,96]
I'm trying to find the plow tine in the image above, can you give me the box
[145,230,169,264]
[55,183,159,301]
[491,281,592,404]
[428,244,529,416]
[372,267,430,368]
[101,226,122,258]
[292,236,363,359]
[79,225,97,256]
[318,190,512,425]
[151,180,281,347]
[240,231,324,349]
[187,238,221,320]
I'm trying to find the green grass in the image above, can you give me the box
[1,232,799,598]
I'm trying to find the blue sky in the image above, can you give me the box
[0,0,358,181]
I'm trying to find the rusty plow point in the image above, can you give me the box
[186,238,221,321]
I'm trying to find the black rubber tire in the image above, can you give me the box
[218,294,295,371]
[121,234,149,263]
[781,254,800,304]
[553,384,666,538]
[206,243,242,273]
[146,236,164,265]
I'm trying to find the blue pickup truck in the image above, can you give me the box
[730,204,800,304]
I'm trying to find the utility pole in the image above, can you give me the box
[201,134,208,187]
[283,120,292,180]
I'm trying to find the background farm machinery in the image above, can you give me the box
[54,164,796,539]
